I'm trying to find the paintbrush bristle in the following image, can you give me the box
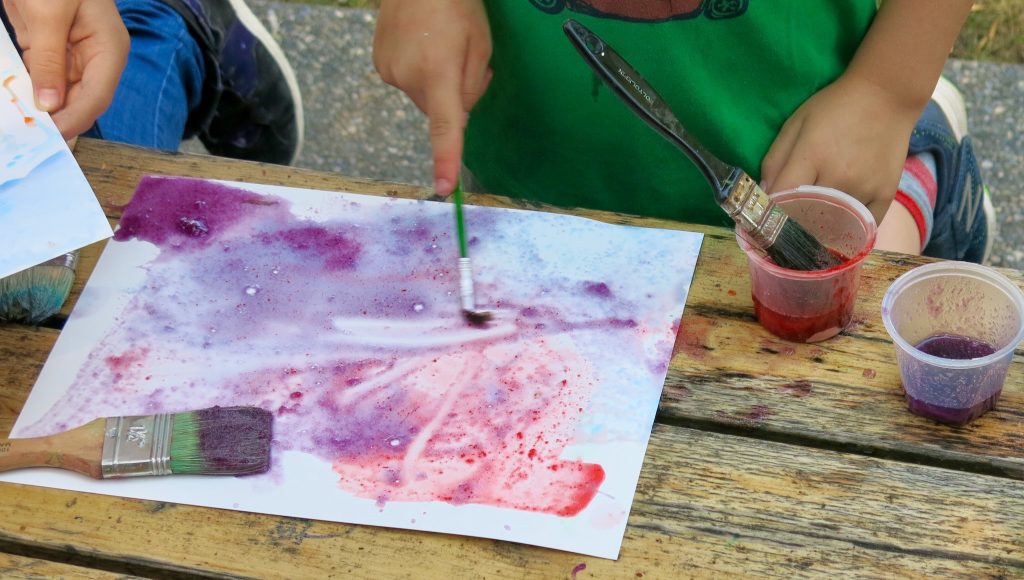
[462,309,493,327]
[0,252,77,324]
[169,406,273,475]
[767,220,843,271]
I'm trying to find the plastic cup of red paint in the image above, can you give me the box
[736,186,877,343]
[881,261,1024,426]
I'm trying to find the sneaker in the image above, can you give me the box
[165,0,304,165]
[915,76,994,264]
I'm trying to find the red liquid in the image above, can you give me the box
[905,333,999,425]
[753,296,852,343]
[754,248,854,342]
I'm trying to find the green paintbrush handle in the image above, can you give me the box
[453,181,469,258]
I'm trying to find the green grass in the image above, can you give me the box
[296,0,1023,64]
[954,0,1024,63]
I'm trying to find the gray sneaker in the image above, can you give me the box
[916,77,995,264]
[164,0,304,165]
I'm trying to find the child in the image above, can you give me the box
[373,0,993,264]
[1,0,302,164]
[0,0,302,323]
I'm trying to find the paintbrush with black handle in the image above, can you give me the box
[0,406,272,479]
[563,20,841,271]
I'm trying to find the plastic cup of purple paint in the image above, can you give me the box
[881,261,1024,426]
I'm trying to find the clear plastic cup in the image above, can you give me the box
[736,186,877,343]
[881,261,1024,425]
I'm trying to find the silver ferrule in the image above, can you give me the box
[101,413,173,478]
[458,257,476,311]
[720,173,788,248]
[43,250,79,270]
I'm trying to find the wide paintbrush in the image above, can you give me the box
[0,406,273,478]
[563,20,842,271]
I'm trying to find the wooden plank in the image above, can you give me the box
[0,553,139,579]
[63,139,1024,476]
[0,326,56,436]
[663,236,1024,477]
[0,425,1019,578]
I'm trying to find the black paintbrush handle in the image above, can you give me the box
[562,19,736,198]
[563,19,841,271]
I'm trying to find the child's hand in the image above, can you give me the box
[373,0,492,196]
[3,0,129,140]
[760,72,922,225]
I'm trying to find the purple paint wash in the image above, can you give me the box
[7,176,703,559]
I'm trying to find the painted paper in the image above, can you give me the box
[3,176,702,558]
[0,31,111,278]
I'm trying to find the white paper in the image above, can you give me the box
[2,177,703,559]
[0,31,112,278]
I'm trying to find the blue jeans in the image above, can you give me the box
[82,0,205,151]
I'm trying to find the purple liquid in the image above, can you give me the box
[915,333,997,360]
[905,333,999,425]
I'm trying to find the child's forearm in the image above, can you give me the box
[845,0,973,110]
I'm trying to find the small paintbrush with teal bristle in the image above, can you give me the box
[452,181,493,326]
[0,406,273,478]
[0,250,79,324]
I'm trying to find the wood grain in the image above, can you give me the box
[0,426,1019,578]
[0,553,138,579]
[2,138,1022,576]
[64,139,1024,477]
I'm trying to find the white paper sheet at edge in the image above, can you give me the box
[0,31,112,279]
[1,179,704,560]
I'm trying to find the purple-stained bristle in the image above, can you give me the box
[462,309,493,327]
[170,406,273,476]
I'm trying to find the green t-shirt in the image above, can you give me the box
[464,0,877,226]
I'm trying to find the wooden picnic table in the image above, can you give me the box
[1,138,1022,578]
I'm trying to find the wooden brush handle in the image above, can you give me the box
[0,418,106,479]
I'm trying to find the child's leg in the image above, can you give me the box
[876,152,938,255]
[874,77,994,264]
[82,0,205,151]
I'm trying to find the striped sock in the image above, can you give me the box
[894,152,938,250]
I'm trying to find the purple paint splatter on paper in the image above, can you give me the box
[24,176,700,518]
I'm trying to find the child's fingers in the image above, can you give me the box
[460,30,492,111]
[760,118,801,193]
[51,55,123,139]
[19,7,75,111]
[425,75,468,196]
[765,150,818,196]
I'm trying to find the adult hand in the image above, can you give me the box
[3,0,129,140]
[760,72,922,225]
[374,0,492,196]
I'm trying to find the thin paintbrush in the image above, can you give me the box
[453,181,493,326]
[0,250,78,324]
[563,20,841,271]
[0,406,273,479]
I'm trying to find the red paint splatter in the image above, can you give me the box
[571,563,587,578]
[778,380,813,397]
[862,368,876,379]
[103,348,150,383]
[673,317,716,359]
[41,177,681,518]
[742,405,774,424]
[727,289,736,297]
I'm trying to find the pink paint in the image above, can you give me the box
[21,177,701,518]
[777,380,812,397]
[571,563,588,578]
